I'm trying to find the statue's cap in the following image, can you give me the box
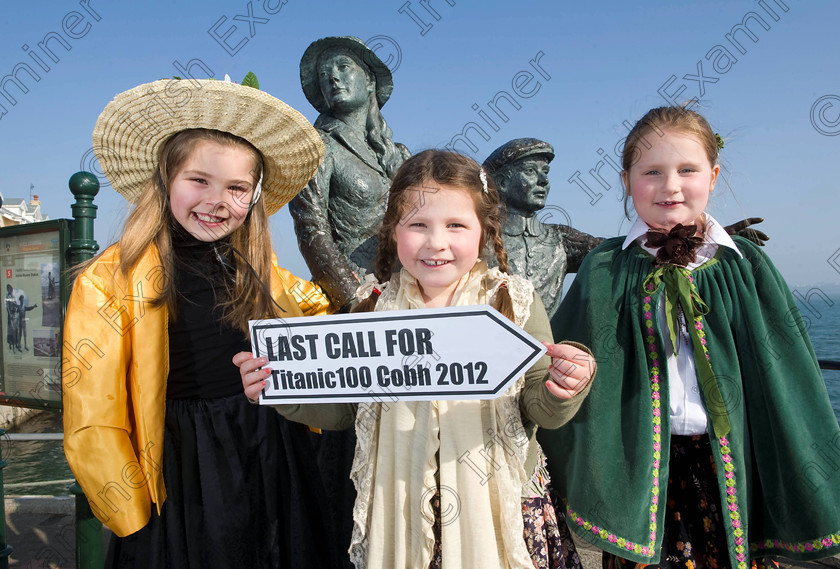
[300,36,393,115]
[482,138,555,180]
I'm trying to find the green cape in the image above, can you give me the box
[539,237,840,567]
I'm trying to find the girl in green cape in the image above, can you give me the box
[539,106,840,569]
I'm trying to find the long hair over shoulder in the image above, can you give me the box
[80,128,284,335]
[354,149,515,321]
[364,92,403,178]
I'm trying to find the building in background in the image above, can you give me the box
[0,193,47,226]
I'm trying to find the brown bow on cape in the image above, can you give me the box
[645,223,703,267]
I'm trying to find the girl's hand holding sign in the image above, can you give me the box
[543,342,595,400]
[237,352,271,402]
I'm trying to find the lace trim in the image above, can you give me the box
[349,272,401,567]
[349,402,380,568]
[355,273,388,303]
[522,449,551,498]
[347,267,537,568]
[483,268,534,326]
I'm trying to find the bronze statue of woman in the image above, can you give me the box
[291,36,410,309]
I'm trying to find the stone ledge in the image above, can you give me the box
[5,495,74,516]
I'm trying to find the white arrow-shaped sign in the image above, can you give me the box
[250,304,547,404]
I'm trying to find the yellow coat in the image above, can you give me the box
[62,244,331,537]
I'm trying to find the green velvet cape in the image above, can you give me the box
[539,236,840,567]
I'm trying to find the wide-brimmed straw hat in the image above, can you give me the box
[92,78,324,215]
[299,36,393,115]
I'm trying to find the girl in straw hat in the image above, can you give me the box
[63,76,340,568]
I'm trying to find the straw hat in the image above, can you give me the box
[92,78,325,215]
[299,36,393,115]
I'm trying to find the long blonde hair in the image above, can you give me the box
[87,128,284,335]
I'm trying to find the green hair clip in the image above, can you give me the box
[715,133,725,150]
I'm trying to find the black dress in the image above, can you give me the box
[106,233,340,568]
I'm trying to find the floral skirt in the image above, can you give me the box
[603,435,776,569]
[428,483,582,569]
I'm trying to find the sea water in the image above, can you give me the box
[799,291,840,424]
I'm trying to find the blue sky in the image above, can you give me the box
[2,0,839,288]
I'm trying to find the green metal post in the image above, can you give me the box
[0,429,12,568]
[67,171,105,569]
[68,171,100,266]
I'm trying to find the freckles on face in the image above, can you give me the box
[168,140,258,242]
[624,130,719,231]
[394,183,483,308]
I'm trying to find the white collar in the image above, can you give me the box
[621,214,743,258]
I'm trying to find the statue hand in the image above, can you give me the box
[723,217,769,246]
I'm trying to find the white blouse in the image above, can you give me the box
[622,214,742,435]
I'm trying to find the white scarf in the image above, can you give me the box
[349,261,537,569]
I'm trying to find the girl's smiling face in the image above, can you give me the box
[623,130,720,230]
[168,140,257,241]
[395,183,483,308]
